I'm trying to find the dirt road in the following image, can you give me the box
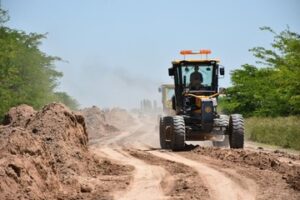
[90,115,300,200]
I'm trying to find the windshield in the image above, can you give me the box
[181,65,213,90]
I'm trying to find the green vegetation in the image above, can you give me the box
[245,116,300,150]
[0,9,79,119]
[219,27,300,150]
[221,27,300,117]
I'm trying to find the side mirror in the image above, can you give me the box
[158,87,162,93]
[219,87,226,94]
[220,67,225,76]
[168,68,174,76]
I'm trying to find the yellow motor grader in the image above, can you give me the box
[159,50,244,151]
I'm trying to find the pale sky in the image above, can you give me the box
[3,0,300,109]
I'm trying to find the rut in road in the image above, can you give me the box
[150,150,257,200]
[96,147,168,200]
[91,127,172,200]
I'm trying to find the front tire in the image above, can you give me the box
[229,114,244,149]
[170,116,185,151]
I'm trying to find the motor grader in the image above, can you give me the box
[159,50,244,151]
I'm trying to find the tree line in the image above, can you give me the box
[0,8,78,119]
[220,27,300,117]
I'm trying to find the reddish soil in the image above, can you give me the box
[0,103,132,200]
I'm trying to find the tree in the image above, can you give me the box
[221,27,300,117]
[0,9,79,119]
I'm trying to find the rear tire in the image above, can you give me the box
[159,117,168,149]
[229,114,244,149]
[170,116,185,151]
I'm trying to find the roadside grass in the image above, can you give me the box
[245,116,300,150]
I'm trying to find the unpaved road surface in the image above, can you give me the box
[90,114,300,200]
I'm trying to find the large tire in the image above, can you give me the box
[159,117,168,149]
[170,116,185,151]
[229,114,244,149]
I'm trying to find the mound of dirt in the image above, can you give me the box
[103,108,136,130]
[0,103,132,200]
[81,106,119,140]
[192,146,300,191]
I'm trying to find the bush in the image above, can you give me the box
[245,116,300,150]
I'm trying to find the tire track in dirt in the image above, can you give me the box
[95,147,168,200]
[149,150,257,200]
[90,124,173,200]
[127,149,210,199]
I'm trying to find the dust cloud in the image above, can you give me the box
[66,62,164,110]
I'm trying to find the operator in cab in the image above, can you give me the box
[189,66,203,90]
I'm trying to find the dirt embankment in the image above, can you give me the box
[0,103,132,200]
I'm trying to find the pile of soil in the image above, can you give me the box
[192,146,300,191]
[103,108,136,130]
[81,106,119,140]
[0,103,132,200]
